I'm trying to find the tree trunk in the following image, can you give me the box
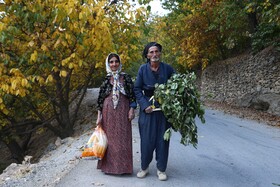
[4,139,25,163]
[59,104,74,138]
[248,12,258,33]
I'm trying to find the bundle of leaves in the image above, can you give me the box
[154,72,205,148]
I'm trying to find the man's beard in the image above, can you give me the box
[151,57,160,62]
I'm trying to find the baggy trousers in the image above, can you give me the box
[138,110,171,172]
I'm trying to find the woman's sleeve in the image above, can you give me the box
[123,74,137,109]
[97,78,109,111]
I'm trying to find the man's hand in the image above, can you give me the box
[145,106,153,113]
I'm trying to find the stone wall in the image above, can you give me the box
[201,46,280,116]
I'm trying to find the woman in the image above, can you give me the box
[134,42,175,181]
[96,53,137,174]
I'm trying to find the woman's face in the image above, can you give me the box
[147,46,161,63]
[109,56,120,72]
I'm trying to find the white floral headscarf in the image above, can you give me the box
[105,53,126,109]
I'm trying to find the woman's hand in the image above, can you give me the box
[128,108,135,121]
[144,106,153,113]
[96,118,102,126]
[96,110,102,126]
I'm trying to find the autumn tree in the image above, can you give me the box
[155,0,278,70]
[0,0,147,163]
[95,0,149,79]
[241,0,280,52]
[152,1,224,70]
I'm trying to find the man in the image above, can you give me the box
[134,42,175,181]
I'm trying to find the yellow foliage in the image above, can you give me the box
[21,79,28,87]
[1,84,9,92]
[11,80,18,90]
[247,7,253,13]
[9,68,19,75]
[2,108,9,115]
[70,53,76,58]
[61,40,68,47]
[0,22,5,31]
[68,63,74,69]
[0,103,4,110]
[0,0,146,130]
[68,7,73,15]
[30,76,45,86]
[15,90,20,96]
[41,44,48,51]
[62,57,71,66]
[38,77,45,85]
[46,75,53,83]
[30,50,38,62]
[60,70,67,77]
[54,39,61,48]
[65,33,71,40]
[28,40,35,47]
[95,61,103,69]
[153,1,222,70]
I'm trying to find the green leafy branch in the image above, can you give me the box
[154,72,205,148]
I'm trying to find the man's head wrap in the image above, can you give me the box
[142,42,162,62]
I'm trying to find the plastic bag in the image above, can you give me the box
[81,125,108,160]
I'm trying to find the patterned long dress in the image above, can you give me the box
[97,77,133,174]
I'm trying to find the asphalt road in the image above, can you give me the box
[56,109,280,187]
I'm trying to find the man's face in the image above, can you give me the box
[147,46,161,63]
